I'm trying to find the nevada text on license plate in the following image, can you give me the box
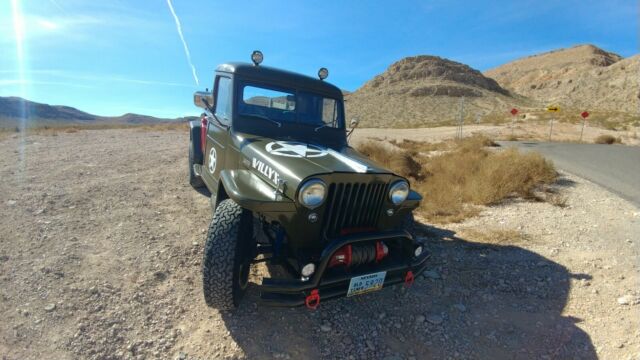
[347,271,387,297]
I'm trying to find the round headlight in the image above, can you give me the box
[389,181,409,205]
[298,179,326,209]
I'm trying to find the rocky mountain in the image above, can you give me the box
[345,56,529,128]
[0,96,97,122]
[484,45,638,113]
[0,96,188,128]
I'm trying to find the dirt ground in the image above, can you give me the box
[1,128,638,360]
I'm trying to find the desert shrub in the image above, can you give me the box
[418,146,555,222]
[358,137,557,223]
[390,134,496,154]
[356,141,423,180]
[454,134,498,150]
[594,135,622,144]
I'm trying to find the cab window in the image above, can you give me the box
[215,76,232,122]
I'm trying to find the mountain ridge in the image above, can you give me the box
[345,55,529,128]
[484,44,638,113]
[0,96,193,128]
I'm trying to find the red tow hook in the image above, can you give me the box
[404,271,415,288]
[305,289,320,310]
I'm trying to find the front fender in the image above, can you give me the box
[220,169,296,213]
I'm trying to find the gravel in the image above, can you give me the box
[0,129,638,359]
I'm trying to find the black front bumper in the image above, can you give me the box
[258,230,430,307]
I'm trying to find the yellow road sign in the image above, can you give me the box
[546,105,560,112]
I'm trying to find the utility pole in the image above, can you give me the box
[457,97,465,139]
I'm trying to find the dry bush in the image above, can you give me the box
[454,134,498,150]
[390,138,449,153]
[18,122,189,136]
[360,136,557,223]
[390,134,496,154]
[594,135,622,144]
[357,141,424,180]
[544,192,568,208]
[133,122,189,132]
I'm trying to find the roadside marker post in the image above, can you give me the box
[580,111,589,142]
[510,108,519,137]
[546,105,560,141]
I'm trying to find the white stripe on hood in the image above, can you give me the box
[327,149,369,173]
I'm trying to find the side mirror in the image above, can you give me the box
[347,118,359,141]
[194,91,213,109]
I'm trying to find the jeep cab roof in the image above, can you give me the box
[216,62,344,99]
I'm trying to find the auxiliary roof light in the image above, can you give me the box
[251,50,263,66]
[318,67,329,80]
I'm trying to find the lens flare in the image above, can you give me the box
[11,0,27,176]
[166,0,199,86]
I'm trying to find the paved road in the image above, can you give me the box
[499,141,640,207]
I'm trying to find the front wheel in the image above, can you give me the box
[202,199,253,310]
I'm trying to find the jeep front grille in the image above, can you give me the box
[322,182,389,238]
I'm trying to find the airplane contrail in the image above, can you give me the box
[166,0,199,86]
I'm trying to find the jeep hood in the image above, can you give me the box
[235,134,392,196]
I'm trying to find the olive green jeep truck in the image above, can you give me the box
[189,51,429,310]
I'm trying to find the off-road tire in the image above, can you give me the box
[202,199,252,310]
[189,141,205,188]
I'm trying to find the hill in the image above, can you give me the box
[0,97,191,128]
[345,56,529,128]
[484,45,638,113]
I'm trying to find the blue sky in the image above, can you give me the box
[1,0,637,118]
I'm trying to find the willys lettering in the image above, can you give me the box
[252,157,280,184]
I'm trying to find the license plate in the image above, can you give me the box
[347,271,387,297]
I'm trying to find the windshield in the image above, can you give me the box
[238,82,344,129]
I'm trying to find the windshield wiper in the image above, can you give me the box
[242,113,282,128]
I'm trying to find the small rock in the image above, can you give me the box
[6,200,16,206]
[366,340,375,350]
[415,315,425,323]
[176,352,187,360]
[44,304,56,312]
[320,324,331,332]
[617,295,634,305]
[453,303,466,312]
[423,270,440,280]
[426,314,443,325]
